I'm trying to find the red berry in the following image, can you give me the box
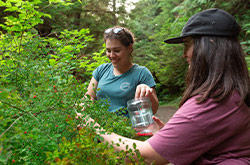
[67,115,70,118]
[55,125,58,127]
[55,157,60,162]
[12,160,15,163]
[33,95,37,98]
[24,131,27,134]
[54,90,57,93]
[53,85,56,88]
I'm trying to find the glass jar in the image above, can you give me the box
[127,97,156,136]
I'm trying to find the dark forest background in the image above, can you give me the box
[0,0,249,163]
[1,0,249,103]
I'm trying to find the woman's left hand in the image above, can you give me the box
[152,116,165,130]
[135,84,153,99]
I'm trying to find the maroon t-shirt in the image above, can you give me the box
[148,92,250,165]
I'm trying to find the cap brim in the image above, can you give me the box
[164,36,185,44]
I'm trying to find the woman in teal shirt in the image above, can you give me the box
[85,26,159,115]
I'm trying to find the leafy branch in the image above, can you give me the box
[0,116,22,139]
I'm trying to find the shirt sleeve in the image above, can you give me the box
[138,67,156,88]
[92,63,109,82]
[147,114,211,164]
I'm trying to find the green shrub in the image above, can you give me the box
[0,0,146,164]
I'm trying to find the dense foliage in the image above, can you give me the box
[0,0,249,164]
[0,0,145,164]
[127,0,250,102]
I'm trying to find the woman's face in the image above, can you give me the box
[183,37,194,64]
[105,38,132,68]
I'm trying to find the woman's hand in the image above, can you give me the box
[135,84,159,114]
[152,116,165,133]
[135,84,153,99]
[75,112,102,131]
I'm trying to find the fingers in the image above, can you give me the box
[75,113,83,120]
[135,86,140,98]
[152,116,165,129]
[139,86,146,98]
[135,84,153,99]
[147,88,153,96]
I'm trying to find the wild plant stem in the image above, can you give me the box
[0,116,22,139]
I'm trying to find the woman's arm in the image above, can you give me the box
[102,132,168,164]
[78,77,98,110]
[86,118,168,164]
[85,77,98,101]
[135,84,159,114]
[150,87,159,114]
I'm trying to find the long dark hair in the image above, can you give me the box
[180,36,250,107]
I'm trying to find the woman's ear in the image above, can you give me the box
[128,44,133,54]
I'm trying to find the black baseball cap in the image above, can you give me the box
[164,8,241,44]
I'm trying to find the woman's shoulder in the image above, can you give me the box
[98,63,112,68]
[183,91,242,107]
[132,64,150,72]
[177,91,247,119]
[96,63,112,71]
[93,63,112,78]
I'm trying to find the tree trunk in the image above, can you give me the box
[112,0,117,25]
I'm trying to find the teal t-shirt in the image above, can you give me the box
[93,63,156,113]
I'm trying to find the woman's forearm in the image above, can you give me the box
[150,88,159,114]
[100,131,168,164]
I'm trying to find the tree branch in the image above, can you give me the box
[0,116,22,139]
[1,101,26,114]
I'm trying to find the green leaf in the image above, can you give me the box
[0,0,6,7]
[32,0,42,5]
[4,6,18,12]
[51,55,59,59]
[133,143,137,150]
[0,91,8,100]
[49,59,57,66]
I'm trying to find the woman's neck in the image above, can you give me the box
[113,63,133,76]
